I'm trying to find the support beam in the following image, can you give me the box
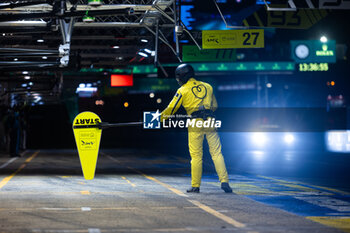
[154,19,159,66]
[59,17,74,67]
[0,22,174,28]
[59,18,74,44]
[0,53,58,58]
[144,24,181,62]
[0,3,172,13]
[0,61,59,65]
[172,0,180,56]
[0,48,57,53]
[263,0,297,11]
[0,21,47,27]
[0,1,47,10]
[0,9,132,21]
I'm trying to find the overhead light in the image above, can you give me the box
[141,39,148,43]
[37,39,44,43]
[24,76,31,80]
[2,33,5,36]
[88,0,103,6]
[124,102,129,108]
[13,58,18,61]
[117,57,123,60]
[320,36,328,43]
[76,87,97,93]
[149,93,155,98]
[21,83,27,88]
[34,96,41,103]
[266,83,272,88]
[144,49,152,54]
[138,52,148,57]
[112,45,120,49]
[29,82,33,86]
[157,98,162,104]
[42,56,48,59]
[22,71,28,74]
[83,16,95,23]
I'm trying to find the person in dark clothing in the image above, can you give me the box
[4,108,21,157]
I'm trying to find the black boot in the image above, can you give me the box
[221,182,232,193]
[187,187,200,193]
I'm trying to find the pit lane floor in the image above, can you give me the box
[0,149,349,233]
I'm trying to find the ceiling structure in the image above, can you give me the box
[0,0,199,106]
[0,0,190,69]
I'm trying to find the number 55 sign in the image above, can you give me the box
[202,29,264,49]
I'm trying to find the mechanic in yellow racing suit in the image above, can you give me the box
[161,64,232,193]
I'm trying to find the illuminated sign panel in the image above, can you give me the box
[130,62,295,74]
[191,62,294,72]
[110,74,133,87]
[82,62,294,75]
[202,29,264,49]
[291,40,336,63]
[182,45,236,62]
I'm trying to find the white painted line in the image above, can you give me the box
[88,229,101,233]
[39,207,76,211]
[81,207,91,211]
[32,229,73,233]
[188,199,246,228]
[103,153,119,163]
[0,157,18,169]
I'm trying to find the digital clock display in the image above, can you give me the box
[299,63,329,72]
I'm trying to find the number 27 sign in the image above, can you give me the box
[202,29,264,49]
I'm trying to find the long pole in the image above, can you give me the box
[73,122,143,129]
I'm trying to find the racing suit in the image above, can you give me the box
[161,78,229,187]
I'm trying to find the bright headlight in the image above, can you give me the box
[252,132,267,146]
[284,134,295,144]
